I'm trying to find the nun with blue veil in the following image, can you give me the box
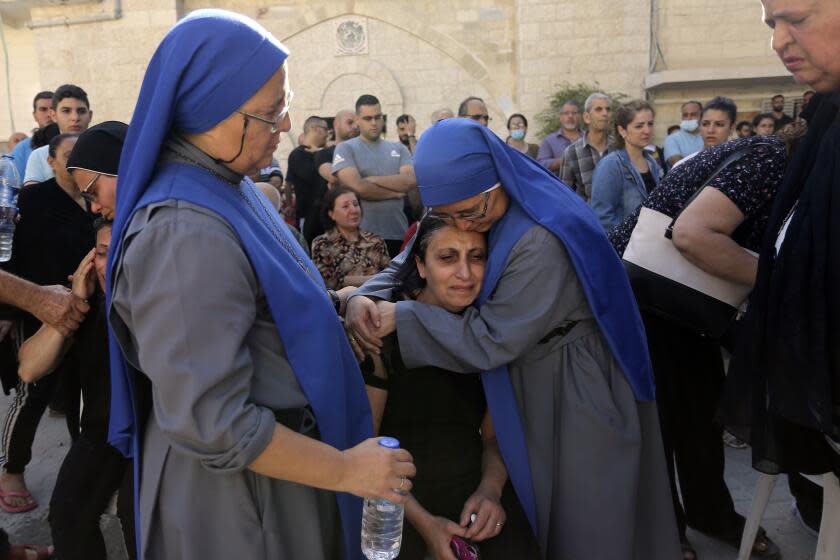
[346,118,681,559]
[104,10,415,560]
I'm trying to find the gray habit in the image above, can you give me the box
[109,200,341,560]
[354,225,680,559]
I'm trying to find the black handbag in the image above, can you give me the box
[622,146,765,337]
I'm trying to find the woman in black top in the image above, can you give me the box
[18,219,135,560]
[0,133,94,514]
[362,216,538,560]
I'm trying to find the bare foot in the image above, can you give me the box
[0,471,35,509]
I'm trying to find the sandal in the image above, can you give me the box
[8,544,53,560]
[0,489,37,514]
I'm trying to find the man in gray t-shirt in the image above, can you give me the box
[332,94,416,257]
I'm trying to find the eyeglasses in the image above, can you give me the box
[428,184,499,222]
[467,114,491,123]
[79,172,101,204]
[237,90,294,134]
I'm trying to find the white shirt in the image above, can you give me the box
[23,145,54,185]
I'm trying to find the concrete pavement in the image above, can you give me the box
[0,390,821,559]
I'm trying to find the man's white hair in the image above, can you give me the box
[584,92,611,113]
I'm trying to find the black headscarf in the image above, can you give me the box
[725,92,840,475]
[66,121,128,176]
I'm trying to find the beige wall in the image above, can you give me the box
[0,0,176,142]
[654,0,776,72]
[0,20,41,138]
[0,0,808,154]
[517,0,652,139]
[648,0,803,139]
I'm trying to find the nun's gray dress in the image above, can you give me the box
[355,224,680,559]
[109,200,341,559]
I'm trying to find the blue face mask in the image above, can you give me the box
[510,129,526,140]
[680,119,699,133]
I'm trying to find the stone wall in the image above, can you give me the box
[1,0,176,139]
[647,0,803,138]
[0,0,810,153]
[654,0,776,72]
[516,0,652,137]
[0,20,41,137]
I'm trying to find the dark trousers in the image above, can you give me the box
[49,431,135,560]
[1,371,79,474]
[789,472,823,531]
[643,313,739,539]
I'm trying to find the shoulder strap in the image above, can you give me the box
[665,141,773,239]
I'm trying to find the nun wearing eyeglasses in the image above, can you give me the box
[347,118,680,559]
[105,10,414,560]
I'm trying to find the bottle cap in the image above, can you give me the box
[378,437,400,449]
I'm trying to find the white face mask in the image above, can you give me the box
[680,119,699,133]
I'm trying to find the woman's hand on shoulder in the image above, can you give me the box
[459,485,506,542]
[418,515,467,560]
[338,437,416,504]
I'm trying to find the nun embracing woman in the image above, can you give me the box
[347,118,680,559]
[105,10,414,560]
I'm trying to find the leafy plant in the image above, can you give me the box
[535,82,629,139]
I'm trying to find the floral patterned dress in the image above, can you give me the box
[311,227,391,289]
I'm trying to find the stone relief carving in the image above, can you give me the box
[335,18,368,56]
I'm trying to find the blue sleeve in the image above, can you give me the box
[663,134,682,161]
[590,155,623,230]
[10,141,29,180]
[536,138,555,167]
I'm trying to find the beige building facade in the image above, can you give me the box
[0,0,804,158]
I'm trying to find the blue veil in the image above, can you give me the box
[414,118,656,537]
[106,10,371,558]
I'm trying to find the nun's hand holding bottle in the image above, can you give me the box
[340,437,416,504]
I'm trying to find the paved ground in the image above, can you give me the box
[0,391,821,559]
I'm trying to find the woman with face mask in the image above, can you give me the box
[505,114,539,160]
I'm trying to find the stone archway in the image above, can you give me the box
[268,1,505,117]
[315,57,404,117]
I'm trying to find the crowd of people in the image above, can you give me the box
[0,1,836,559]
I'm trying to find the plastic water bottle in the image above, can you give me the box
[361,437,404,560]
[0,155,20,262]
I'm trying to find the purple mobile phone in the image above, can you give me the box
[450,536,480,560]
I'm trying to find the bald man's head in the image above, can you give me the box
[334,109,359,142]
[430,108,454,124]
[255,182,281,211]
